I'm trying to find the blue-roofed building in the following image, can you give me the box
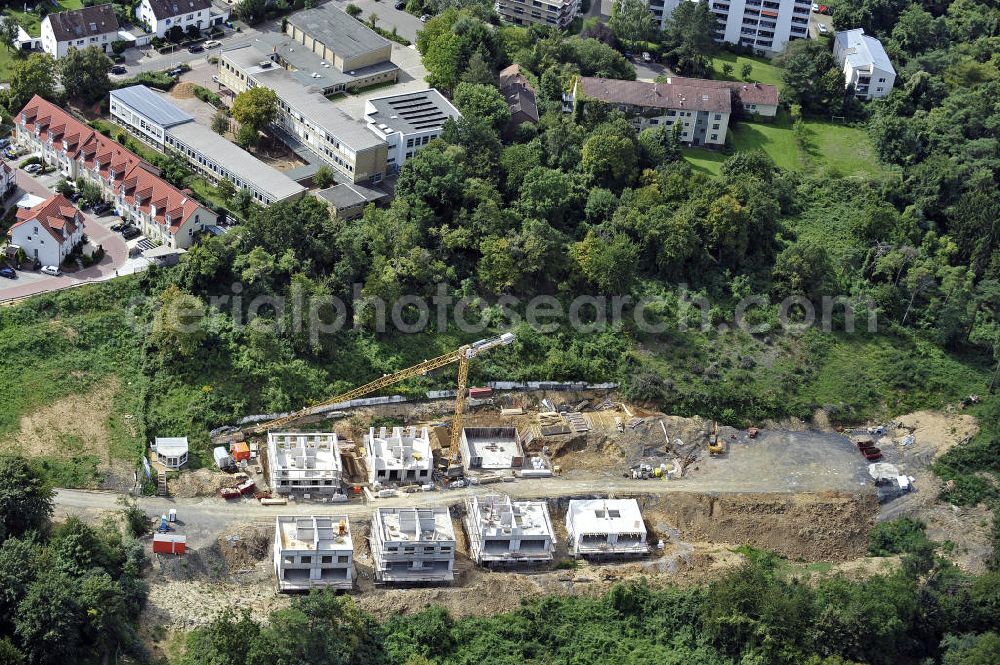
[833,29,896,100]
[110,85,193,149]
[109,85,306,205]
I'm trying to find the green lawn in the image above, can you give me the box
[683,109,891,179]
[709,52,785,90]
[4,0,84,36]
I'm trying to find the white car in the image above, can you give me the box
[642,51,652,62]
[204,39,222,48]
[41,265,61,277]
[420,13,430,21]
[819,23,828,33]
[811,2,819,10]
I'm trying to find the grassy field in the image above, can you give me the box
[684,110,891,179]
[710,52,785,89]
[4,0,84,36]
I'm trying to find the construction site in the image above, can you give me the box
[109,333,992,645]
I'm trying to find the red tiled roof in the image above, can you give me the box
[667,76,780,107]
[577,77,732,114]
[17,95,206,234]
[11,193,80,245]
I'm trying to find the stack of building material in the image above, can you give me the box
[564,412,590,433]
[538,412,570,437]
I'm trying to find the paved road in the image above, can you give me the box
[0,170,128,302]
[326,0,425,43]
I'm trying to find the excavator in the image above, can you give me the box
[244,332,516,474]
[707,421,725,456]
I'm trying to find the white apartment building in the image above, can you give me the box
[834,28,896,100]
[41,4,119,58]
[495,0,580,29]
[464,495,555,564]
[707,0,811,54]
[267,432,343,497]
[136,0,212,37]
[566,76,732,147]
[365,426,433,485]
[274,515,354,591]
[110,85,305,205]
[8,194,83,268]
[566,499,649,558]
[364,89,461,174]
[371,507,456,583]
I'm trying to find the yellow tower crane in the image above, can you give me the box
[245,332,516,473]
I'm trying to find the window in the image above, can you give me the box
[300,555,311,564]
[321,555,333,564]
[711,133,718,140]
[878,77,885,82]
[712,123,720,130]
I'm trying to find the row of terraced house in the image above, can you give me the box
[14,96,216,249]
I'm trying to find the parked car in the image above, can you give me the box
[204,39,222,48]
[0,138,9,149]
[623,50,633,59]
[168,67,183,77]
[394,0,405,8]
[420,13,430,21]
[811,2,818,9]
[110,221,125,232]
[0,267,16,280]
[111,65,127,75]
[187,43,204,53]
[122,226,141,240]
[40,265,61,276]
[68,191,81,202]
[24,163,41,174]
[92,202,110,215]
[642,51,652,62]
[818,23,828,33]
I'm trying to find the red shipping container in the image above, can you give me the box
[468,387,493,399]
[152,533,187,555]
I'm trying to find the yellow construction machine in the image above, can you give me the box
[245,333,516,474]
[707,421,725,456]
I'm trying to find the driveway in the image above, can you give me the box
[0,170,128,303]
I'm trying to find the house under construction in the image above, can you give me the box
[459,427,524,473]
[268,432,343,497]
[273,515,354,591]
[463,494,555,564]
[370,507,455,583]
[365,426,433,485]
[565,498,648,558]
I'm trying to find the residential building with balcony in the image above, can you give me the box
[365,426,433,485]
[371,507,456,583]
[40,4,119,58]
[267,432,344,497]
[463,495,555,564]
[565,76,732,147]
[136,0,213,38]
[16,96,217,250]
[274,515,354,591]
[566,498,649,558]
[833,28,896,100]
[495,0,580,29]
[7,194,83,268]
[704,0,811,54]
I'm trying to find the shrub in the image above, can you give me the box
[869,518,933,556]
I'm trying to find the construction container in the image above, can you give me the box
[230,442,251,462]
[152,533,186,555]
[468,387,493,399]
